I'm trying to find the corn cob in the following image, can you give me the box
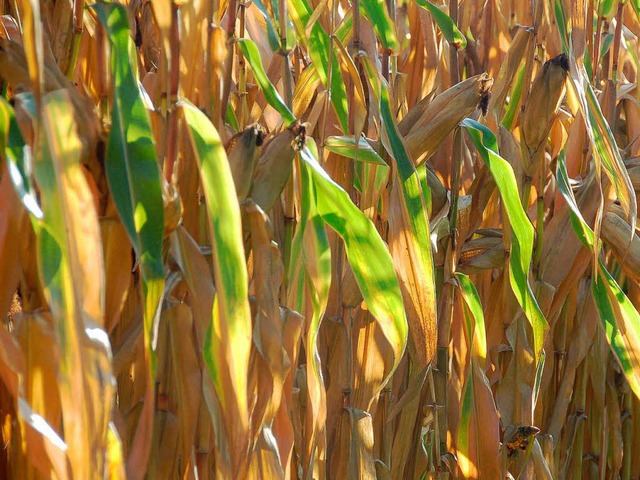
[521,54,569,164]
[225,124,266,200]
[403,73,493,167]
[249,123,306,212]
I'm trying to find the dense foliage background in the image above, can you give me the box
[1,0,640,478]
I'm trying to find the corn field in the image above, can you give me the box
[1,0,640,478]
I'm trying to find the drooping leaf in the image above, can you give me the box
[361,55,437,368]
[461,118,548,362]
[93,1,165,345]
[237,38,296,125]
[567,59,637,237]
[181,98,252,476]
[557,153,640,398]
[360,0,399,52]
[288,0,349,131]
[300,143,408,377]
[325,135,388,165]
[415,0,467,49]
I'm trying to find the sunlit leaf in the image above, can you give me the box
[325,135,388,165]
[360,0,399,52]
[181,98,252,476]
[461,118,547,362]
[415,0,467,49]
[237,38,296,125]
[557,153,640,398]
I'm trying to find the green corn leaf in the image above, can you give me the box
[632,0,640,22]
[0,97,43,218]
[557,153,640,398]
[455,273,487,362]
[415,0,467,49]
[93,3,165,364]
[35,89,116,479]
[237,38,296,125]
[249,0,282,52]
[597,0,618,19]
[325,135,388,165]
[300,142,407,382]
[181,98,252,470]
[361,55,437,366]
[460,118,547,362]
[554,0,569,54]
[285,140,331,474]
[288,0,349,131]
[567,59,637,236]
[360,0,399,51]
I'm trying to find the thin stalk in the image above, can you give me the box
[427,366,441,470]
[611,2,624,84]
[317,0,338,156]
[342,308,354,408]
[237,1,248,128]
[279,0,294,107]
[449,0,460,85]
[220,0,238,125]
[164,3,181,184]
[532,162,545,279]
[353,0,360,52]
[279,0,296,298]
[436,127,463,469]
[65,0,84,79]
[622,391,632,479]
[434,0,462,449]
[96,17,109,123]
[567,359,588,480]
[593,15,603,81]
[204,0,217,121]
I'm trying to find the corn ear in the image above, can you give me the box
[458,234,505,273]
[226,124,266,200]
[521,54,569,163]
[403,73,493,166]
[426,167,448,218]
[250,123,306,211]
[487,26,534,123]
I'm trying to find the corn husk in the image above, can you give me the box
[249,123,305,212]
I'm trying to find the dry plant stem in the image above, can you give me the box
[555,299,569,394]
[425,369,438,468]
[204,0,217,122]
[221,0,238,125]
[611,3,624,83]
[435,129,463,468]
[317,0,338,157]
[622,391,632,479]
[382,386,393,470]
[342,308,354,407]
[165,3,181,184]
[435,0,462,451]
[593,16,603,81]
[449,0,460,85]
[237,1,248,128]
[66,0,84,79]
[279,0,295,295]
[532,162,545,279]
[586,0,594,65]
[352,0,360,51]
[279,0,293,108]
[567,359,588,480]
